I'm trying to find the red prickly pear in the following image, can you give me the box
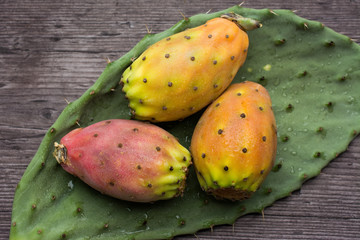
[190,81,277,201]
[121,13,261,122]
[53,119,191,202]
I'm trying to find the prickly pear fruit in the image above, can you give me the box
[121,13,261,122]
[53,119,191,202]
[191,81,277,201]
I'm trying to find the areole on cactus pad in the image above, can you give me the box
[10,5,360,240]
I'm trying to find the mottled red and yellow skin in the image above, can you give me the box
[190,82,277,201]
[121,16,251,122]
[54,119,191,202]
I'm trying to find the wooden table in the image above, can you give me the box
[1,0,359,239]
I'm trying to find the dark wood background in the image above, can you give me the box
[1,0,359,239]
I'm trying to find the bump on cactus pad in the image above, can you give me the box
[10,6,360,240]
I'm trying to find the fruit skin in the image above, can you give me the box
[191,81,277,201]
[53,119,191,202]
[121,14,260,122]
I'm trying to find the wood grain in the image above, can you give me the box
[1,0,359,239]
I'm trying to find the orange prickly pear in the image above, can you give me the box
[53,119,191,202]
[190,81,277,201]
[121,13,261,122]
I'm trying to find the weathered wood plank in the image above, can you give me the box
[0,0,359,239]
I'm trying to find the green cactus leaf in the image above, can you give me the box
[10,6,360,240]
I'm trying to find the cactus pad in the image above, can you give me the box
[10,6,360,240]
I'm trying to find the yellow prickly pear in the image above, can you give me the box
[121,13,261,122]
[190,81,277,201]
